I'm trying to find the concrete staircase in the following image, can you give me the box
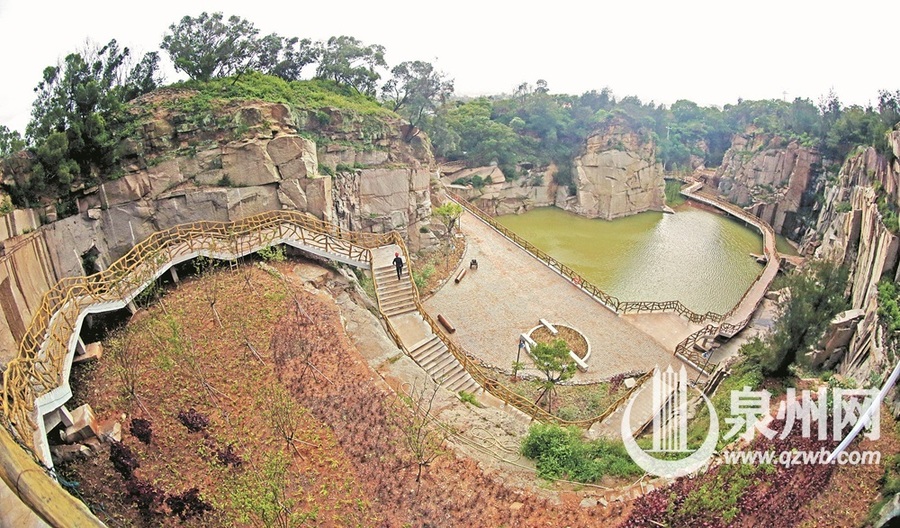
[407,334,481,395]
[372,261,480,395]
[372,264,418,317]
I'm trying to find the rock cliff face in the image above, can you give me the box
[706,133,820,240]
[804,132,900,406]
[446,123,665,220]
[0,89,438,279]
[568,126,665,220]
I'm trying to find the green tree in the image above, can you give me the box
[0,125,25,157]
[161,12,262,82]
[433,201,463,237]
[764,260,849,377]
[878,90,900,130]
[382,60,453,141]
[15,39,158,205]
[314,36,386,96]
[531,339,577,411]
[256,35,319,81]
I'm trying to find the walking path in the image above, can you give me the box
[423,211,680,381]
[370,244,481,395]
[681,183,780,337]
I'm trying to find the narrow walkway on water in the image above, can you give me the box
[423,211,680,381]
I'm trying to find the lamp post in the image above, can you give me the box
[514,338,525,378]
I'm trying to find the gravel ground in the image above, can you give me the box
[423,211,678,381]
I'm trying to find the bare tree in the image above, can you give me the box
[398,379,448,495]
[108,327,151,417]
[262,384,316,457]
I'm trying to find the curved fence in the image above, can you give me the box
[2,210,391,466]
[449,183,783,376]
[372,231,652,428]
[1,207,656,527]
[447,191,734,323]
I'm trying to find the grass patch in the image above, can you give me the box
[521,423,642,483]
[457,390,483,407]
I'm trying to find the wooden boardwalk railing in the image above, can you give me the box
[449,183,783,376]
[1,207,655,528]
[372,231,652,429]
[2,210,393,468]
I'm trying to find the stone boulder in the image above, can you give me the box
[567,127,664,220]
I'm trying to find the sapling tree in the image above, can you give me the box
[398,379,448,495]
[531,339,577,412]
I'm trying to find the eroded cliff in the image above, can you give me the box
[705,132,820,240]
[805,133,900,392]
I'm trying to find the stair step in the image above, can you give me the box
[378,298,415,313]
[442,367,471,389]
[374,268,409,278]
[414,340,446,364]
[383,305,418,318]
[375,281,413,296]
[409,335,441,354]
[449,375,480,394]
[425,350,457,374]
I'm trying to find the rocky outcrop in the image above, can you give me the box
[332,167,437,251]
[707,133,820,240]
[440,164,558,216]
[0,91,438,278]
[567,125,665,220]
[444,123,665,220]
[807,132,900,402]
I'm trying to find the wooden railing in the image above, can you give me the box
[368,241,652,428]
[448,191,736,323]
[2,210,392,464]
[448,184,783,377]
[674,324,720,374]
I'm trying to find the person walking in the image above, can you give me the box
[393,252,404,280]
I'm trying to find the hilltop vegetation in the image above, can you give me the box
[0,10,898,214]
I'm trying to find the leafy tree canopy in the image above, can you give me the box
[0,126,25,157]
[11,39,160,206]
[382,60,453,139]
[161,12,262,82]
[314,36,386,97]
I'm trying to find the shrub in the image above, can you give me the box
[216,442,244,467]
[109,441,140,479]
[457,390,483,407]
[125,477,165,518]
[166,488,213,521]
[130,418,153,445]
[521,423,641,482]
[258,244,286,263]
[177,408,210,433]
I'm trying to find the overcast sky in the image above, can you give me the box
[1,0,898,135]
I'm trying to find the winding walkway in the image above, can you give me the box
[680,182,780,337]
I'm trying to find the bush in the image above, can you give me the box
[109,441,140,479]
[130,418,153,445]
[166,488,213,521]
[521,423,641,482]
[177,408,210,433]
[216,442,244,467]
[125,477,165,518]
[258,244,286,263]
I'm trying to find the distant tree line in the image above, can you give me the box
[425,85,900,192]
[0,10,898,211]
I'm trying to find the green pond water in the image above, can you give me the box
[496,204,766,315]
